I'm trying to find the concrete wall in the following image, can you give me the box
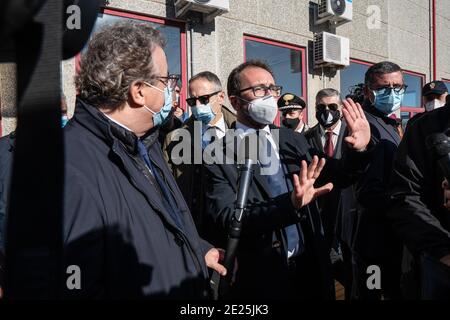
[1,0,449,136]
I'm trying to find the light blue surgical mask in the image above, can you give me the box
[372,88,404,115]
[143,82,173,127]
[191,103,216,125]
[61,115,69,128]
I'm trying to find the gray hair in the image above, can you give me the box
[76,21,165,110]
[316,88,340,102]
[189,71,222,92]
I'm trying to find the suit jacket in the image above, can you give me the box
[203,123,371,299]
[353,104,402,261]
[163,105,236,234]
[305,121,357,249]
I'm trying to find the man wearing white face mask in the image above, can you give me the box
[423,81,448,112]
[61,21,226,298]
[202,60,372,299]
[163,71,236,234]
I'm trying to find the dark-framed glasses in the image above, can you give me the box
[186,91,221,107]
[316,103,340,111]
[158,74,180,90]
[239,84,283,98]
[373,85,408,95]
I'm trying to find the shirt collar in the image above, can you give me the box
[103,113,134,133]
[204,113,226,133]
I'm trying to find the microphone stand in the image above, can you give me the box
[210,156,254,300]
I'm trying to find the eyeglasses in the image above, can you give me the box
[316,103,340,111]
[239,85,283,98]
[157,74,180,90]
[372,85,408,95]
[186,91,221,107]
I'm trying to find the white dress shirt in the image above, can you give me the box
[319,119,342,151]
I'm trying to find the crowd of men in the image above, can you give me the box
[0,21,449,299]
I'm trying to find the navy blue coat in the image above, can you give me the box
[62,99,212,299]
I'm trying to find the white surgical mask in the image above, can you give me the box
[425,99,445,112]
[239,95,278,125]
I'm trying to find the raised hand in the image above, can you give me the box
[291,156,334,209]
[342,98,371,151]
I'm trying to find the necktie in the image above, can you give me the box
[324,130,334,157]
[259,134,304,258]
[137,140,184,230]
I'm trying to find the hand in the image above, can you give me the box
[442,179,450,211]
[205,248,227,276]
[291,156,334,209]
[173,106,183,119]
[342,98,371,151]
[440,253,450,267]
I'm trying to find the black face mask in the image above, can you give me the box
[316,109,340,128]
[282,118,301,130]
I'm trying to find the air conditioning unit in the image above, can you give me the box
[175,0,229,22]
[314,32,350,67]
[315,0,353,26]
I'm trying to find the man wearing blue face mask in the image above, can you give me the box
[163,71,236,235]
[60,22,226,298]
[352,61,406,300]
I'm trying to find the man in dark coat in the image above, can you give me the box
[163,71,236,234]
[305,88,357,299]
[351,61,406,300]
[388,104,450,299]
[62,21,225,299]
[203,60,372,299]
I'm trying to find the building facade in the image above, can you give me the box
[1,0,450,136]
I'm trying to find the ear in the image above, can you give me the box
[363,84,373,103]
[217,91,226,104]
[229,96,241,111]
[129,81,146,107]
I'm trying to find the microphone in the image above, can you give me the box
[234,135,256,221]
[210,134,255,299]
[426,133,450,181]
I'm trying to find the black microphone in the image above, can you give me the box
[210,134,255,299]
[426,133,450,181]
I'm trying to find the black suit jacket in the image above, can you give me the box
[305,121,357,249]
[203,123,370,299]
[353,104,402,261]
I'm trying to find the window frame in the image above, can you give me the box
[75,8,188,111]
[243,34,308,126]
[400,69,426,119]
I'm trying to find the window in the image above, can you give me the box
[340,59,371,100]
[400,71,425,120]
[244,35,307,125]
[77,9,187,110]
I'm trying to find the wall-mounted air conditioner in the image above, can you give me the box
[314,32,350,67]
[175,0,229,22]
[315,0,353,26]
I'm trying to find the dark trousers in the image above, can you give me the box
[421,253,450,300]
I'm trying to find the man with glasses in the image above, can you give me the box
[61,22,226,298]
[352,61,407,300]
[164,71,236,234]
[305,88,356,299]
[203,60,372,299]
